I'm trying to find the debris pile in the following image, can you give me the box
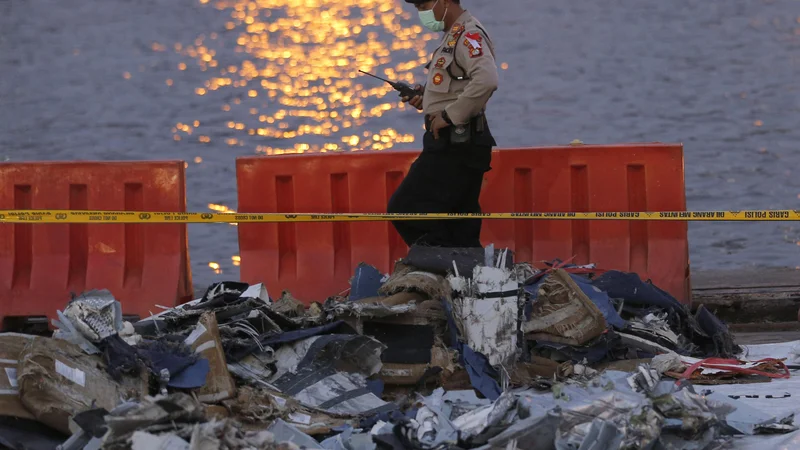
[1,245,798,449]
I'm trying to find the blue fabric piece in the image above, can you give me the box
[695,305,729,337]
[366,379,385,397]
[592,271,684,315]
[523,273,627,330]
[461,345,502,400]
[349,263,384,301]
[571,275,627,329]
[137,337,198,377]
[168,358,210,389]
[441,298,502,401]
[143,350,196,376]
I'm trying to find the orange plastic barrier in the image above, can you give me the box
[236,143,690,304]
[0,161,193,327]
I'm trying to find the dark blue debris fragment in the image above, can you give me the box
[350,263,385,301]
[168,358,210,389]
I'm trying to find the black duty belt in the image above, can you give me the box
[424,110,486,133]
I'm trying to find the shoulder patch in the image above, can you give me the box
[463,32,483,58]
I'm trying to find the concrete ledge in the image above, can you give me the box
[691,268,800,324]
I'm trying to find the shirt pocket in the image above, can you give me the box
[425,53,454,93]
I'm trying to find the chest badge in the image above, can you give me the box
[447,23,466,50]
[432,73,444,85]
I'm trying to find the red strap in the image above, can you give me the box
[680,358,791,380]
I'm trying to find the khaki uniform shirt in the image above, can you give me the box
[422,10,498,126]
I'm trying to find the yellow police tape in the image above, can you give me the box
[0,209,798,223]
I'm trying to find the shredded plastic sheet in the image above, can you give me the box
[707,340,800,449]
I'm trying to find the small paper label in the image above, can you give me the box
[5,368,18,388]
[184,324,207,346]
[55,360,86,387]
[288,412,312,425]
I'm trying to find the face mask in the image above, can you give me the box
[419,0,447,32]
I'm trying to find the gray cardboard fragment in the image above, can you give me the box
[267,335,390,416]
[131,431,190,450]
[442,389,492,420]
[575,419,624,450]
[321,427,353,450]
[480,410,560,450]
[227,347,277,387]
[268,419,323,449]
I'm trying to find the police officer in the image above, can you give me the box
[388,0,498,248]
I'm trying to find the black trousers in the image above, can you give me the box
[387,130,493,248]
